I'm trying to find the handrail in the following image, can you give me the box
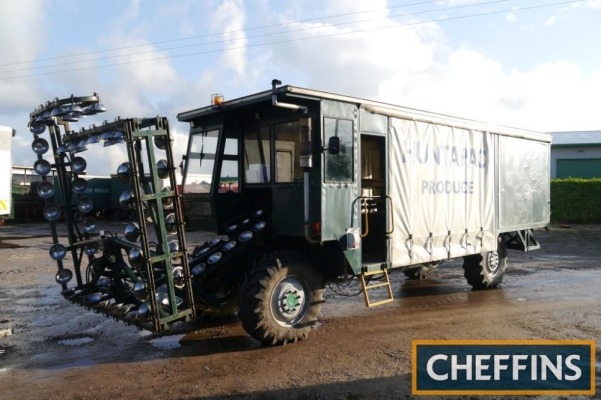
[361,197,369,238]
[385,195,394,235]
[354,196,370,238]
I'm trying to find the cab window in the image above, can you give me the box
[244,126,271,184]
[183,128,219,194]
[218,134,239,193]
[324,118,353,182]
[274,121,303,183]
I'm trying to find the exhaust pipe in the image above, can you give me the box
[271,79,308,114]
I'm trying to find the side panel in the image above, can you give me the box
[498,136,551,231]
[272,184,305,236]
[389,119,496,267]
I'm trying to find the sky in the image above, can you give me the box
[1,0,601,176]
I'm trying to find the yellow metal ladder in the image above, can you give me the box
[359,268,394,307]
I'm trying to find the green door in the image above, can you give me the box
[320,101,361,273]
[557,159,601,178]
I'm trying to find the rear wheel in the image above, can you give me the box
[463,237,507,289]
[238,251,325,345]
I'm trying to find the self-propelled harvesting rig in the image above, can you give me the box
[28,81,550,345]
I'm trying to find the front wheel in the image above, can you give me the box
[238,251,325,345]
[463,237,508,289]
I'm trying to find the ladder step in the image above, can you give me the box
[367,298,394,307]
[359,268,394,308]
[362,269,389,277]
[364,282,390,290]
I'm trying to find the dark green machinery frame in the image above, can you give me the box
[29,96,195,332]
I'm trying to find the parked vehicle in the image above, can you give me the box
[0,126,15,224]
[28,82,550,345]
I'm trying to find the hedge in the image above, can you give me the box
[551,178,601,223]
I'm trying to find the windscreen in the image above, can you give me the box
[182,128,219,194]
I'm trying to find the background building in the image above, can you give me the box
[550,131,601,178]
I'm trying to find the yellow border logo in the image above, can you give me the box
[412,339,595,395]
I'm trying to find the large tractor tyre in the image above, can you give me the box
[238,251,325,346]
[403,262,440,280]
[463,238,508,290]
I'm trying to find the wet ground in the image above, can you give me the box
[0,222,599,399]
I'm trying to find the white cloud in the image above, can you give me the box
[544,16,556,26]
[267,4,443,100]
[210,0,247,76]
[502,63,601,131]
[378,51,601,132]
[380,48,506,122]
[586,0,601,9]
[261,1,601,132]
[0,1,46,66]
[0,0,47,110]
[4,0,601,177]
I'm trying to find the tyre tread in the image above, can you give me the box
[238,250,324,345]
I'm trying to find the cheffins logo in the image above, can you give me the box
[412,340,595,395]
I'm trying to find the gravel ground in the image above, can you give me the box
[0,222,599,399]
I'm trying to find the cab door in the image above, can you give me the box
[320,101,361,272]
[181,125,221,231]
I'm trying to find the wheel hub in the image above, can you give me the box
[271,277,309,327]
[283,290,300,312]
[486,251,500,274]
